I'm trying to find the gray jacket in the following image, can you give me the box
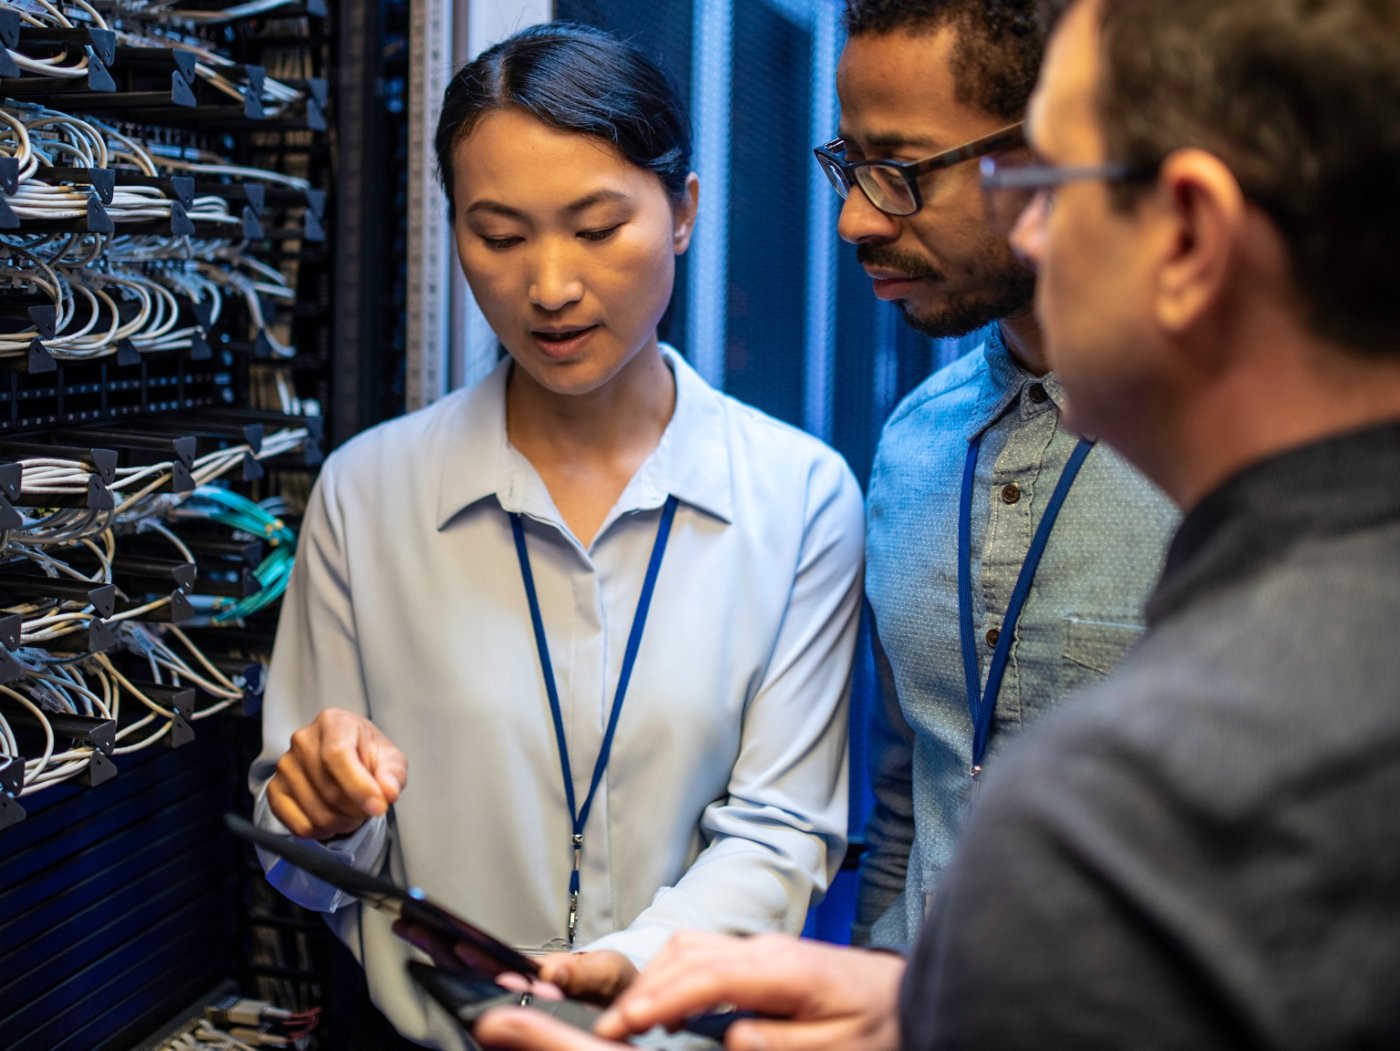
[904,421,1400,1049]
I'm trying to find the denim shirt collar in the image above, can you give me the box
[434,344,734,531]
[964,323,1067,442]
[1147,419,1400,624]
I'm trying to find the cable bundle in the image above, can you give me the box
[0,233,297,363]
[0,105,313,361]
[1,524,183,644]
[171,484,297,621]
[0,620,254,794]
[0,0,323,852]
[0,442,311,795]
[113,0,314,27]
[0,245,209,361]
[3,0,109,80]
[2,424,310,528]
[1,428,308,676]
[114,24,307,116]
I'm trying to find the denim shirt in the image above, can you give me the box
[857,324,1179,947]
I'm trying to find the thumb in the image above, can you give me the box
[476,1007,614,1051]
[538,956,573,987]
[359,725,408,808]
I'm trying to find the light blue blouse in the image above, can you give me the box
[250,346,864,1048]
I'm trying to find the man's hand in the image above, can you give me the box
[475,1009,618,1050]
[599,932,903,1051]
[266,708,408,839]
[537,950,639,1005]
[476,932,904,1051]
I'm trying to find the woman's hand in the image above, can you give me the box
[537,950,639,1005]
[266,708,408,839]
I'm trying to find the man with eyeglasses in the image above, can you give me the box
[473,0,1400,1047]
[822,0,1176,951]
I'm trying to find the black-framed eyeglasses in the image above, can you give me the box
[978,154,1158,231]
[813,123,1025,217]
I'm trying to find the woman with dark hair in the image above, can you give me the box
[250,23,863,1048]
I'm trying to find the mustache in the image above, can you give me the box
[856,244,943,281]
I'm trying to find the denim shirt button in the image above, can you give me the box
[1028,383,1049,404]
[986,626,1001,648]
[1001,483,1022,504]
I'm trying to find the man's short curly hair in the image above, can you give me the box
[842,0,1045,120]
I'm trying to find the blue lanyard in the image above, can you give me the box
[509,495,679,944]
[958,433,1094,777]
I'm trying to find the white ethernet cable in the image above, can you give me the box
[0,108,41,184]
[2,0,110,80]
[146,144,312,192]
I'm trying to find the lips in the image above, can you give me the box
[867,274,922,301]
[530,324,598,358]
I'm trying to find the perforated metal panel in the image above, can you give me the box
[0,735,243,1050]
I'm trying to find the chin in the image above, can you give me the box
[899,302,1001,341]
[900,286,1032,341]
[537,366,614,396]
[510,351,591,388]
[1059,377,1154,450]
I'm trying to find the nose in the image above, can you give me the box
[836,184,902,245]
[1009,192,1048,272]
[529,243,585,312]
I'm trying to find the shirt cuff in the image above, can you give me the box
[252,790,387,913]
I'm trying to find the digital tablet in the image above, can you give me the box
[226,812,744,1044]
[224,812,539,980]
[406,960,608,1029]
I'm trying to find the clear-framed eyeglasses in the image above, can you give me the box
[978,154,1158,232]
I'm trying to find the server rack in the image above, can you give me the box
[0,0,409,1044]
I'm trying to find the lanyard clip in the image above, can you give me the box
[567,833,583,945]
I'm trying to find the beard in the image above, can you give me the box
[857,241,1035,339]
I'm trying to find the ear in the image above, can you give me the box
[1153,149,1247,337]
[672,172,699,254]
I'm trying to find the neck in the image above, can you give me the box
[1133,333,1400,513]
[999,307,1048,376]
[506,342,675,469]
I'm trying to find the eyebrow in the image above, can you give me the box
[463,188,633,221]
[836,129,941,154]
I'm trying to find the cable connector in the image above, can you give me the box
[205,994,294,1029]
